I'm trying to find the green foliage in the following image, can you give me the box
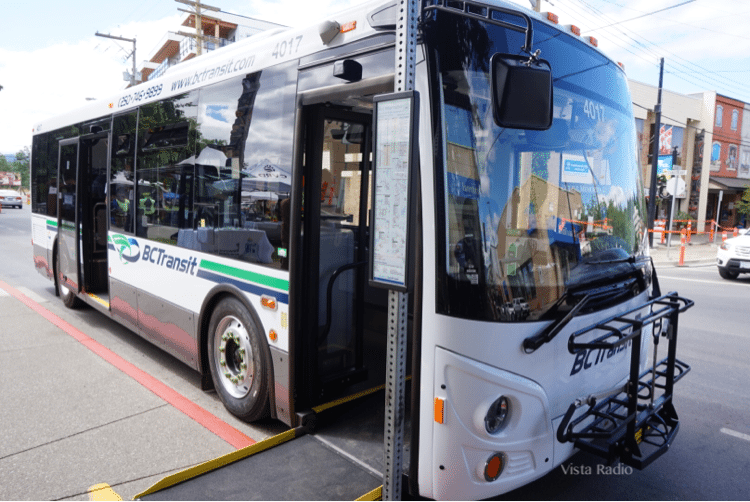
[735,185,750,218]
[673,211,694,229]
[675,210,694,222]
[12,147,30,187]
[1,147,30,188]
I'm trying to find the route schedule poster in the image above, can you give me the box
[370,92,417,291]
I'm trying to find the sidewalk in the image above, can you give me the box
[649,232,718,267]
[0,280,253,500]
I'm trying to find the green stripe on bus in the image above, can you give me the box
[47,220,58,227]
[199,260,289,292]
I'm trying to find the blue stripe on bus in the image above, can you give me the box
[196,268,290,305]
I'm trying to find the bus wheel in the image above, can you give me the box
[55,250,82,309]
[208,297,270,422]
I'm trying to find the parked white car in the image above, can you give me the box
[0,189,23,209]
[717,232,750,279]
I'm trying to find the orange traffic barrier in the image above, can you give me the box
[678,229,687,267]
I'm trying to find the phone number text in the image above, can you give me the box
[117,84,164,108]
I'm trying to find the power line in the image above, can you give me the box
[95,32,140,86]
[587,0,750,96]
[588,0,696,32]
[555,1,663,67]
[566,0,750,101]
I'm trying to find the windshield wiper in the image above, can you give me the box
[585,254,651,266]
[585,255,636,265]
[522,277,639,354]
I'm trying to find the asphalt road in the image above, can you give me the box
[498,263,750,500]
[1,206,748,500]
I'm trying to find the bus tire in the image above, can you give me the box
[208,297,270,422]
[56,249,82,309]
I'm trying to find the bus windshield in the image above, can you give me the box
[427,11,648,322]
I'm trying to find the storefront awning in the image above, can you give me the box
[709,176,750,192]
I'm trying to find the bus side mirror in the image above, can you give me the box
[491,54,553,130]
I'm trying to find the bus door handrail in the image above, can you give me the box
[318,261,367,344]
[93,202,108,251]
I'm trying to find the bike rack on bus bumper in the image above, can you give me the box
[556,292,694,469]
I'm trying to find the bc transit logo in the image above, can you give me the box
[110,234,141,264]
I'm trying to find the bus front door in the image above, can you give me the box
[299,105,383,408]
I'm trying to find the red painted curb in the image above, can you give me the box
[0,280,255,449]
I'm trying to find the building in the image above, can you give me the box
[698,93,750,229]
[0,172,22,187]
[139,10,284,83]
[629,80,709,231]
[629,79,750,233]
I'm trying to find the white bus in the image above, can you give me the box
[31,0,692,498]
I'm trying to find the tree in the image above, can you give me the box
[735,185,750,222]
[11,147,30,189]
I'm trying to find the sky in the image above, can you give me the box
[1,0,749,154]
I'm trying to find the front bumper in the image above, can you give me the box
[718,258,750,274]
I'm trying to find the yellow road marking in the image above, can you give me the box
[312,376,411,414]
[134,428,299,499]
[88,483,122,501]
[356,485,383,501]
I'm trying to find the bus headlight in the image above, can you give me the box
[484,396,509,434]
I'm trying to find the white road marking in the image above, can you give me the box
[720,428,750,442]
[0,288,9,297]
[312,434,383,478]
[658,275,750,286]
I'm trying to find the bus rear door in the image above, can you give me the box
[55,132,110,307]
[56,138,80,305]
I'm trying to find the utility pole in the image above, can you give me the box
[648,57,664,247]
[529,0,544,12]
[175,0,221,57]
[666,146,678,248]
[95,32,139,86]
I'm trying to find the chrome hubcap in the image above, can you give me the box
[214,315,254,398]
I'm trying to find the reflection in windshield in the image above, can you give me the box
[428,13,647,323]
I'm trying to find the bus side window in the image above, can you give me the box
[187,61,297,268]
[134,92,198,243]
[110,112,138,234]
[31,132,56,216]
